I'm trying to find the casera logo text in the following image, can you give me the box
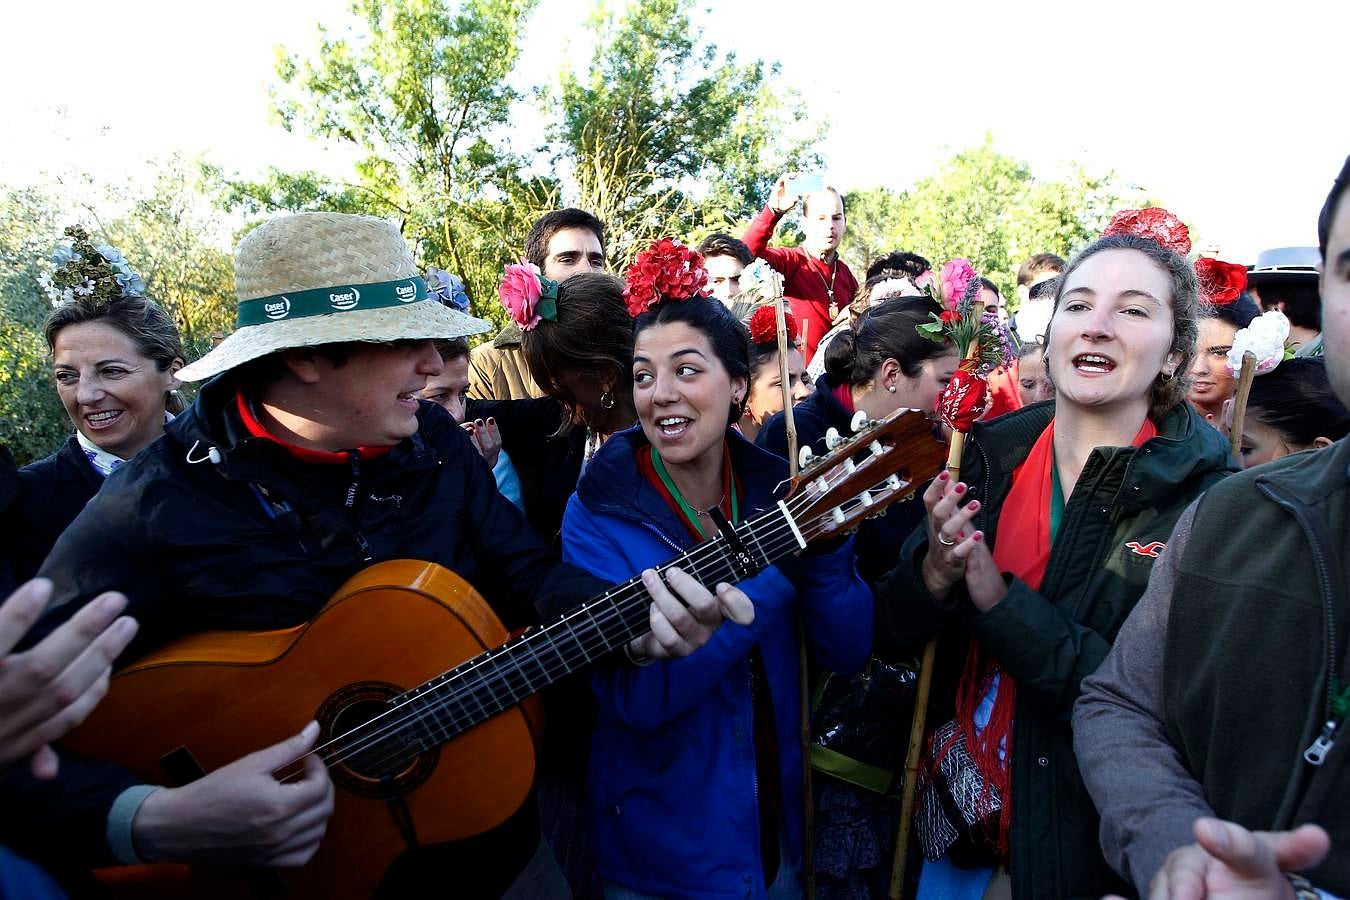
[395,281,418,302]
[330,287,361,311]
[264,298,291,320]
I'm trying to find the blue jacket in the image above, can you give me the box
[562,426,872,898]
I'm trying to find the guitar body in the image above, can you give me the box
[63,560,542,900]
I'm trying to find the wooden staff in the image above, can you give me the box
[774,287,799,479]
[889,637,936,899]
[1228,351,1258,461]
[767,273,815,898]
[890,299,987,897]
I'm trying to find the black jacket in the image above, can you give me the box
[875,400,1234,900]
[465,396,587,549]
[9,374,611,897]
[757,373,928,587]
[6,437,103,586]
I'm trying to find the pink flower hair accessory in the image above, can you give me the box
[498,261,559,331]
[623,238,710,317]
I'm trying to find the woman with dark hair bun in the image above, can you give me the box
[9,228,185,584]
[1234,357,1350,468]
[737,305,812,443]
[563,238,871,899]
[761,296,957,583]
[468,270,637,546]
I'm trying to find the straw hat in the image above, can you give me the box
[178,212,491,381]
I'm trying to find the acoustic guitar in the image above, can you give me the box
[63,408,946,899]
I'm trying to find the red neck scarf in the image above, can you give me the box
[236,390,392,464]
[831,381,855,415]
[994,416,1157,589]
[929,414,1158,861]
[636,442,738,542]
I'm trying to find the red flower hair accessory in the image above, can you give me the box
[1101,207,1192,256]
[748,305,798,346]
[1194,257,1248,307]
[623,238,710,317]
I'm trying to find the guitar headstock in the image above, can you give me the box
[785,408,946,542]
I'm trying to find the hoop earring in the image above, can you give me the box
[600,391,615,409]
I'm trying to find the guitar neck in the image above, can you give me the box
[399,502,804,746]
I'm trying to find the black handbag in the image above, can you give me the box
[809,654,921,795]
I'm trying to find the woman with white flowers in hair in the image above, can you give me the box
[8,227,185,583]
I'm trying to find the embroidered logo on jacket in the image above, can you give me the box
[1124,540,1165,558]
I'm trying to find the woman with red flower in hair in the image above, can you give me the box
[737,305,813,442]
[1187,257,1261,423]
[873,209,1236,900]
[562,238,872,899]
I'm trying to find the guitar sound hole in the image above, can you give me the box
[316,681,440,799]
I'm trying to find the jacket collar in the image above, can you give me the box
[164,373,443,484]
[575,423,791,543]
[968,400,1235,508]
[1254,434,1350,507]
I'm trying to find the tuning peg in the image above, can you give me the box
[798,446,816,469]
[850,410,869,434]
[825,427,844,450]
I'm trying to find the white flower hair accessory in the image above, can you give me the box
[1226,309,1292,377]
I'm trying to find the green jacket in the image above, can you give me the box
[876,400,1234,900]
[1164,437,1350,892]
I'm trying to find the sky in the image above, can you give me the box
[2,0,1347,263]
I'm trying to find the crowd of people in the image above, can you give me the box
[0,155,1347,900]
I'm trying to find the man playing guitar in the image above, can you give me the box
[7,213,751,898]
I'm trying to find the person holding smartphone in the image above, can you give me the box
[743,172,857,360]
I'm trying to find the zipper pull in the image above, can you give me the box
[1304,719,1339,766]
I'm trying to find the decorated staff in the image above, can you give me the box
[1225,308,1293,458]
[916,259,1015,480]
[890,259,1013,897]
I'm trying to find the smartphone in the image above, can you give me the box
[785,173,825,199]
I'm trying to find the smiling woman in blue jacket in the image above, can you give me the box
[562,241,873,899]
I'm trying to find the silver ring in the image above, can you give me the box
[937,533,956,547]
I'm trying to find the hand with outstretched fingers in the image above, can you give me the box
[0,579,139,779]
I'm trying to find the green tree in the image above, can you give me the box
[263,0,555,328]
[554,0,823,266]
[839,137,1144,301]
[96,160,237,359]
[0,186,68,463]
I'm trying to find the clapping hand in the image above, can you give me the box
[0,579,139,779]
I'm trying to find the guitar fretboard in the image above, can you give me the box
[388,501,806,750]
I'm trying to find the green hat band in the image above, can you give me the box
[236,276,430,327]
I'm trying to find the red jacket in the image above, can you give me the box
[743,205,858,360]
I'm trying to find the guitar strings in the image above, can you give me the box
[276,453,919,785]
[278,492,823,781]
[274,481,872,785]
[278,451,921,785]
[274,436,925,783]
[277,520,831,785]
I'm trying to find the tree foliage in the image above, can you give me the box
[0,161,236,464]
[259,0,556,330]
[555,0,822,265]
[840,137,1144,300]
